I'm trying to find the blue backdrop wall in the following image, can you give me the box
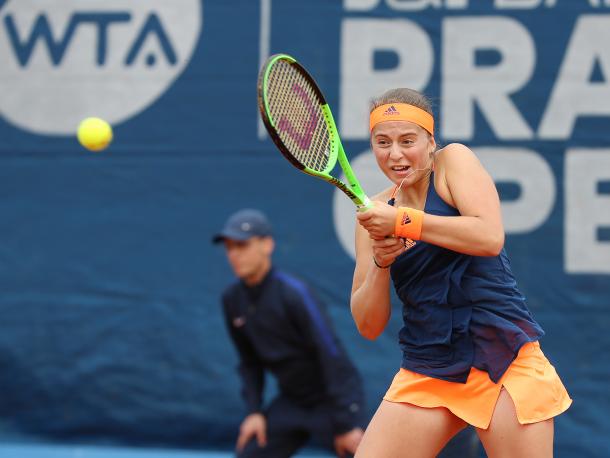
[0,1,609,456]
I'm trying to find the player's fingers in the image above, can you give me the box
[356,218,372,233]
[388,243,407,257]
[357,201,386,221]
[375,249,401,262]
[356,210,373,222]
[371,237,402,250]
[372,250,394,265]
[373,243,406,265]
[366,227,388,239]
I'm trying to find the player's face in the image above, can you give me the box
[224,237,273,284]
[371,120,435,186]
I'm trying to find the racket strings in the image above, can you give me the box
[266,61,331,172]
[269,62,328,170]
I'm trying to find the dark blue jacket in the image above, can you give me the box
[222,268,365,434]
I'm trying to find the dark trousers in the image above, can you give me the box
[237,396,341,458]
[237,397,479,458]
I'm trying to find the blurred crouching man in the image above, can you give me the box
[213,209,365,458]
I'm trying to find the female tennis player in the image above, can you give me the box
[350,88,572,457]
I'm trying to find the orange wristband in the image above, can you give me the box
[394,207,424,240]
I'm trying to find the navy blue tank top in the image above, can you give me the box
[390,174,544,383]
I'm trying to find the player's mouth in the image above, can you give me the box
[391,165,411,176]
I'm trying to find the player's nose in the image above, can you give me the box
[388,143,403,160]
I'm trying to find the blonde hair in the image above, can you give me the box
[369,88,433,116]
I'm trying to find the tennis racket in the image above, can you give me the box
[257,53,371,211]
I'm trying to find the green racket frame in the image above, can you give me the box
[258,54,371,211]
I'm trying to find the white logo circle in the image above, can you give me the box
[333,149,390,260]
[0,0,202,134]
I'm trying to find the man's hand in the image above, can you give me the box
[236,413,267,452]
[334,427,364,457]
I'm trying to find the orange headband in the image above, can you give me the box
[369,103,434,135]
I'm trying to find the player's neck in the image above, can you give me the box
[397,171,431,210]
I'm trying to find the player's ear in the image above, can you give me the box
[428,134,436,156]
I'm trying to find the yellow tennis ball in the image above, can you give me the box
[77,117,113,152]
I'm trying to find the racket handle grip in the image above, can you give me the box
[356,196,372,212]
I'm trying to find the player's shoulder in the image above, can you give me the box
[434,143,481,180]
[435,143,477,165]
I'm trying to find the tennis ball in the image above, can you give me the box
[77,117,113,152]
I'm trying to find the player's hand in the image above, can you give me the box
[356,201,397,240]
[371,236,406,268]
[334,427,364,457]
[236,413,267,452]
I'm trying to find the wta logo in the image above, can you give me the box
[0,0,202,135]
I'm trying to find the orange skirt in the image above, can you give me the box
[384,342,572,430]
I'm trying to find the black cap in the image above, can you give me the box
[212,209,272,243]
